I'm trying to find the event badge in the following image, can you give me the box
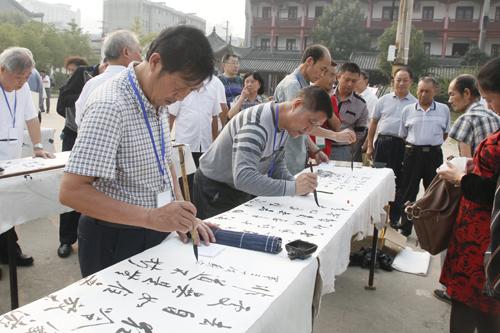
[157,191,172,208]
[316,136,325,148]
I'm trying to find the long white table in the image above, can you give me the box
[0,163,395,332]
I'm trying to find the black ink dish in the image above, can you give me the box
[285,240,317,260]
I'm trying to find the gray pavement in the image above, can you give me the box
[0,100,455,332]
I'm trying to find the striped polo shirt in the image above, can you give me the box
[199,101,296,197]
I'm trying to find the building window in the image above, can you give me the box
[452,43,469,56]
[492,44,500,57]
[262,6,272,19]
[382,6,398,21]
[422,7,434,20]
[286,39,296,51]
[274,36,279,50]
[496,7,500,21]
[424,42,431,55]
[315,6,324,18]
[261,38,270,50]
[456,7,473,21]
[288,6,298,19]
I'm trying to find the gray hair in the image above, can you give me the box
[101,30,140,61]
[0,47,35,73]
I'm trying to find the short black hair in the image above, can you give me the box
[452,74,480,98]
[478,56,500,93]
[339,62,361,75]
[64,56,88,69]
[222,53,239,63]
[298,85,333,118]
[301,44,329,64]
[394,67,413,80]
[146,26,214,84]
[243,71,265,95]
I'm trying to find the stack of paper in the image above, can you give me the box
[392,247,431,276]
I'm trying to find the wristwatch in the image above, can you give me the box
[33,143,44,150]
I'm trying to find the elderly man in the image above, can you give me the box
[396,77,451,236]
[59,26,216,277]
[366,67,417,226]
[0,47,54,267]
[75,30,142,126]
[274,44,332,175]
[193,86,333,219]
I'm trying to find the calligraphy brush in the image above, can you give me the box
[308,161,319,207]
[350,144,354,171]
[191,227,199,262]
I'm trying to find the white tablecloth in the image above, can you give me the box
[0,163,395,332]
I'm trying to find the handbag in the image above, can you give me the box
[404,175,461,255]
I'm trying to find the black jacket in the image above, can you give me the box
[56,65,99,118]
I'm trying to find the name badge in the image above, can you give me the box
[316,136,325,147]
[157,191,172,208]
[8,127,20,144]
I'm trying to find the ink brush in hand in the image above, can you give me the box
[308,161,319,207]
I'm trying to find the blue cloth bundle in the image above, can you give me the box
[211,227,282,254]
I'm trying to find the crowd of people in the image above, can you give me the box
[0,25,498,331]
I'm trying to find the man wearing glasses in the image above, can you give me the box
[218,54,243,124]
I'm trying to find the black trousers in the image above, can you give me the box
[78,215,169,277]
[59,127,80,245]
[395,144,443,236]
[373,135,405,223]
[0,229,20,261]
[192,170,253,220]
[179,152,202,202]
[450,299,500,333]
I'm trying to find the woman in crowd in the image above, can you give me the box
[438,57,500,332]
[228,71,265,119]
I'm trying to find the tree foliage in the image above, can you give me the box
[377,22,430,79]
[0,17,96,71]
[462,44,490,66]
[312,0,370,60]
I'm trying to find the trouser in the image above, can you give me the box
[59,127,80,245]
[192,169,253,220]
[373,135,405,223]
[450,299,500,333]
[78,215,169,277]
[179,152,202,202]
[330,144,362,162]
[44,88,51,112]
[0,229,20,261]
[395,144,443,236]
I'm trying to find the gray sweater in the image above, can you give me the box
[199,102,296,196]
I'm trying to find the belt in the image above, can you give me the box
[405,143,441,152]
[378,134,403,141]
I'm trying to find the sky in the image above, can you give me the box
[39,0,247,38]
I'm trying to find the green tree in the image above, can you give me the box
[130,16,157,50]
[377,22,430,79]
[312,0,370,60]
[462,44,490,66]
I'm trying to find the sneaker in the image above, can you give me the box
[433,289,451,304]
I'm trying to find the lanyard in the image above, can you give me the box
[268,104,285,177]
[1,85,17,128]
[294,73,305,89]
[127,71,166,180]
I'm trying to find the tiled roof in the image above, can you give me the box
[349,51,380,70]
[239,49,302,73]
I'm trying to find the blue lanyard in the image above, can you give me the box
[127,71,166,179]
[1,85,17,128]
[268,104,285,177]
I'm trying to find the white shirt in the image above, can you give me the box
[168,76,226,152]
[41,75,51,89]
[360,87,379,120]
[75,65,126,126]
[0,82,38,160]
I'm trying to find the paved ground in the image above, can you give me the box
[0,101,456,332]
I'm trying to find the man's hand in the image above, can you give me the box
[178,219,218,245]
[146,201,197,233]
[33,149,55,159]
[295,172,318,195]
[314,150,329,164]
[366,145,374,161]
[332,129,356,144]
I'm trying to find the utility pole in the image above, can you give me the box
[391,0,414,75]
